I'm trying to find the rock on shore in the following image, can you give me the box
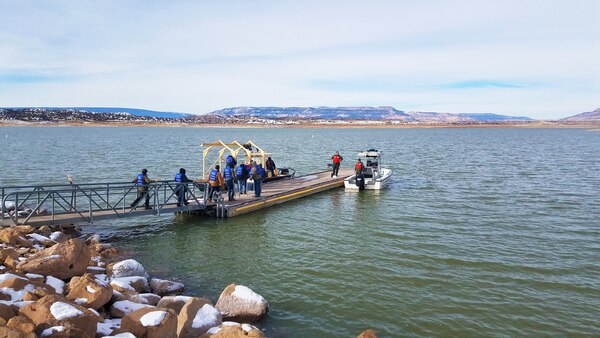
[0,224,267,337]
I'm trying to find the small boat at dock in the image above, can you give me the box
[344,149,392,190]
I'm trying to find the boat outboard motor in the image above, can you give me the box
[355,172,365,191]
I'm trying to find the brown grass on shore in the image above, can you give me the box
[0,120,598,129]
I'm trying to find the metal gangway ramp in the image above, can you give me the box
[1,181,209,227]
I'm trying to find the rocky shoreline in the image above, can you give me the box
[0,225,377,337]
[0,224,270,337]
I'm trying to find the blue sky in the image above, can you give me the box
[0,0,598,119]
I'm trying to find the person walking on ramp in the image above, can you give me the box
[331,151,343,177]
[131,168,159,210]
[175,168,194,206]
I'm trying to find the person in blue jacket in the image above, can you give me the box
[236,163,249,194]
[223,164,236,201]
[130,168,159,210]
[174,168,193,206]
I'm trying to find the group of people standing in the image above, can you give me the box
[208,155,276,201]
[331,151,364,176]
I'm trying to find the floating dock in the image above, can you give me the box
[214,169,353,217]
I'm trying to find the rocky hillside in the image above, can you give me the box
[561,108,600,121]
[210,106,532,122]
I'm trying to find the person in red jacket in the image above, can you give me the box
[331,151,343,177]
[355,159,364,175]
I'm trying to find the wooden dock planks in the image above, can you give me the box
[222,169,353,217]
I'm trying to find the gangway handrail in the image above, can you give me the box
[1,181,209,226]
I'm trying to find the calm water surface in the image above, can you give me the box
[1,126,599,337]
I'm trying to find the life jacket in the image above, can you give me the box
[257,166,266,178]
[355,162,363,171]
[236,165,245,178]
[175,173,183,182]
[224,167,233,180]
[209,169,218,182]
[226,156,235,167]
[136,174,145,185]
[333,155,341,164]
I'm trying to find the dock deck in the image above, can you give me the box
[217,169,353,217]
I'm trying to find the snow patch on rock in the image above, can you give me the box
[139,310,167,327]
[50,301,83,320]
[46,275,65,294]
[41,326,65,336]
[232,285,266,304]
[192,304,221,329]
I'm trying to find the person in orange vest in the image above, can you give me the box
[208,165,225,201]
[354,159,364,175]
[331,151,343,177]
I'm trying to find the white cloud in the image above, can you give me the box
[0,0,598,119]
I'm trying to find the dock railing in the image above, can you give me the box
[1,181,209,226]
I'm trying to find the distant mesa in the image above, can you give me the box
[210,106,533,122]
[561,108,600,121]
[0,106,536,124]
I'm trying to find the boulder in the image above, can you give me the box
[0,248,20,264]
[0,228,33,248]
[177,298,221,338]
[150,278,184,296]
[111,290,145,304]
[13,226,34,235]
[26,233,56,248]
[36,324,88,337]
[0,276,56,302]
[156,295,193,314]
[110,276,149,293]
[200,322,264,338]
[109,300,154,318]
[139,293,161,306]
[6,315,36,333]
[0,303,16,322]
[16,238,91,279]
[49,232,68,244]
[107,259,147,279]
[357,329,378,338]
[0,326,36,338]
[116,307,177,338]
[215,284,269,323]
[37,226,53,237]
[19,295,101,338]
[4,256,20,270]
[66,273,112,310]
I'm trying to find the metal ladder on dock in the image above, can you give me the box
[1,181,209,226]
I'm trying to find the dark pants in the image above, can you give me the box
[131,190,150,208]
[208,185,220,200]
[268,168,275,177]
[332,163,340,177]
[237,178,247,193]
[177,184,188,206]
[254,179,262,197]
[226,179,235,201]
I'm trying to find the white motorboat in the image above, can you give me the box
[344,149,392,190]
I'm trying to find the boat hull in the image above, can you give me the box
[344,169,392,190]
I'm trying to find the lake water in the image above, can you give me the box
[1,126,599,337]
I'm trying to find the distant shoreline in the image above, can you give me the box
[0,120,597,129]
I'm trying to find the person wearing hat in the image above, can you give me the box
[130,168,159,209]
